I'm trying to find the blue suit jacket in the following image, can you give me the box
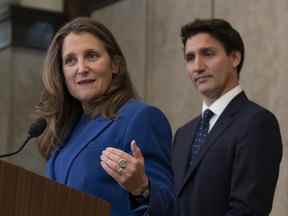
[45,100,174,216]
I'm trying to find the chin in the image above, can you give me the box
[70,88,106,103]
[197,84,214,95]
[75,94,100,104]
[198,86,218,98]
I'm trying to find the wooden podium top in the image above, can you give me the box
[0,159,110,216]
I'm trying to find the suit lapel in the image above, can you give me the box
[177,92,248,195]
[174,117,201,193]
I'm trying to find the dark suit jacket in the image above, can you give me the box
[45,100,175,216]
[172,92,282,216]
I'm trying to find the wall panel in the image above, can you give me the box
[6,48,45,174]
[145,0,212,130]
[92,0,147,98]
[0,49,12,155]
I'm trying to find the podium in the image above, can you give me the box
[0,160,110,216]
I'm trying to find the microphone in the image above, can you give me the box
[27,118,47,138]
[0,118,47,158]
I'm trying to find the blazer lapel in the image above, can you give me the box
[174,117,201,193]
[62,116,113,184]
[177,92,248,195]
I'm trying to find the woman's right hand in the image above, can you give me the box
[100,140,149,195]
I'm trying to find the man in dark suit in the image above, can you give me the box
[173,18,282,216]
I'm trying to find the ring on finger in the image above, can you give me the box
[118,159,128,169]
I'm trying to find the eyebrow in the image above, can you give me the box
[62,52,74,60]
[185,46,217,54]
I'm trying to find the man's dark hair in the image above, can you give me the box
[181,18,245,76]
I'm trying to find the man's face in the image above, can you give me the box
[184,33,241,105]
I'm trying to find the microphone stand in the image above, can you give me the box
[0,135,33,158]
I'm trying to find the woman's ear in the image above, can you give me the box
[112,63,119,74]
[111,56,120,74]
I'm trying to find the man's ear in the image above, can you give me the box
[230,51,241,69]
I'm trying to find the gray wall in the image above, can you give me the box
[0,49,12,155]
[0,48,46,174]
[0,0,287,215]
[18,0,62,11]
[92,0,147,97]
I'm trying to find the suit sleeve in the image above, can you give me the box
[122,105,175,216]
[226,110,282,216]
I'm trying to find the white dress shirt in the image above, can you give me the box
[202,85,243,132]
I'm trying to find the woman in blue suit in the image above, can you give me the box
[35,17,174,216]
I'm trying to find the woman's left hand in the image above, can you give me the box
[100,140,149,195]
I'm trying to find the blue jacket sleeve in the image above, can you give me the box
[122,105,175,216]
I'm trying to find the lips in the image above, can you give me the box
[195,75,211,83]
[77,79,95,85]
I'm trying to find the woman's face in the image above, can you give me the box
[62,32,117,104]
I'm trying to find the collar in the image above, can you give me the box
[202,85,242,115]
[202,86,242,131]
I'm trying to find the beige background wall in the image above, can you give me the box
[92,0,147,97]
[0,0,287,215]
[0,48,45,173]
[0,49,12,155]
[18,0,62,11]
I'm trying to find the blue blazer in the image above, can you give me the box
[45,100,174,216]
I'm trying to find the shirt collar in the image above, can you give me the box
[202,85,242,117]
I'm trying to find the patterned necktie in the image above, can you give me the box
[189,109,214,166]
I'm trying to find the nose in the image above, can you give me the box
[193,55,206,73]
[77,58,89,74]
